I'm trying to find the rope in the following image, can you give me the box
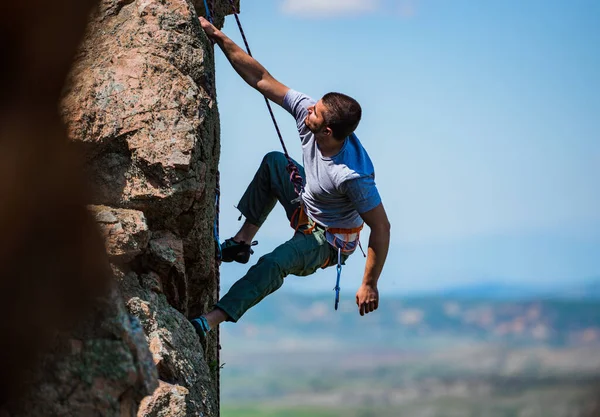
[226,0,304,197]
[202,0,213,23]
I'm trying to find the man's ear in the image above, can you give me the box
[324,126,333,137]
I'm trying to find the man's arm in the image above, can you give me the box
[356,203,391,316]
[199,17,289,106]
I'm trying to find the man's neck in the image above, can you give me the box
[317,136,346,157]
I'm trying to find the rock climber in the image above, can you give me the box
[191,16,391,343]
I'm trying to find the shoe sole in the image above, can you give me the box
[221,251,250,264]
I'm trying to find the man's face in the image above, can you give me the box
[305,100,328,135]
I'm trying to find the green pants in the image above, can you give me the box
[215,151,346,322]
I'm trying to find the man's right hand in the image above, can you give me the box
[199,16,219,41]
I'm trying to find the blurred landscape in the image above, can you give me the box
[220,279,600,417]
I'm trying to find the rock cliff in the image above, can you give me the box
[1,0,238,415]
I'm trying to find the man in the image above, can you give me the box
[191,16,391,341]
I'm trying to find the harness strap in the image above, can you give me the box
[327,225,364,234]
[290,206,318,235]
[328,224,364,255]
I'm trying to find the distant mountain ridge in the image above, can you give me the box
[222,288,600,352]
[429,277,600,300]
[280,277,600,300]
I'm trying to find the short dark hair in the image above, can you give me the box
[321,92,362,140]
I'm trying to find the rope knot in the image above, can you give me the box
[285,158,304,196]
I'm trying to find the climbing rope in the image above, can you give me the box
[203,0,302,196]
[202,0,213,23]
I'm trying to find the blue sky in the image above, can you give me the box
[214,0,600,295]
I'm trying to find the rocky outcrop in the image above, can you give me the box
[91,206,151,263]
[1,0,238,415]
[118,268,218,416]
[63,0,238,414]
[61,0,223,320]
[61,0,239,319]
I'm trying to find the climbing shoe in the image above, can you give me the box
[220,238,258,264]
[191,316,210,353]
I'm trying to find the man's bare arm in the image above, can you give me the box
[355,203,391,316]
[199,17,289,106]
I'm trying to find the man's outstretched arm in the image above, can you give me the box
[356,203,391,316]
[199,16,289,106]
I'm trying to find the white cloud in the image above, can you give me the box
[280,0,380,18]
[397,0,418,19]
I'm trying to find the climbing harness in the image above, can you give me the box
[290,205,366,310]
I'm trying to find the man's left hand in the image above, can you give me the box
[356,283,379,316]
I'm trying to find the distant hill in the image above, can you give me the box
[555,277,600,299]
[419,277,600,300]
[221,290,600,352]
[432,282,546,299]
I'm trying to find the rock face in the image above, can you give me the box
[119,268,219,416]
[1,0,236,413]
[63,0,238,414]
[91,206,151,263]
[61,0,224,321]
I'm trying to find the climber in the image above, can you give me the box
[191,16,391,343]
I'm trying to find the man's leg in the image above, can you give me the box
[200,228,337,331]
[231,151,304,240]
[231,222,259,246]
[215,228,333,324]
[197,151,307,330]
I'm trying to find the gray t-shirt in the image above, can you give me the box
[283,89,381,229]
